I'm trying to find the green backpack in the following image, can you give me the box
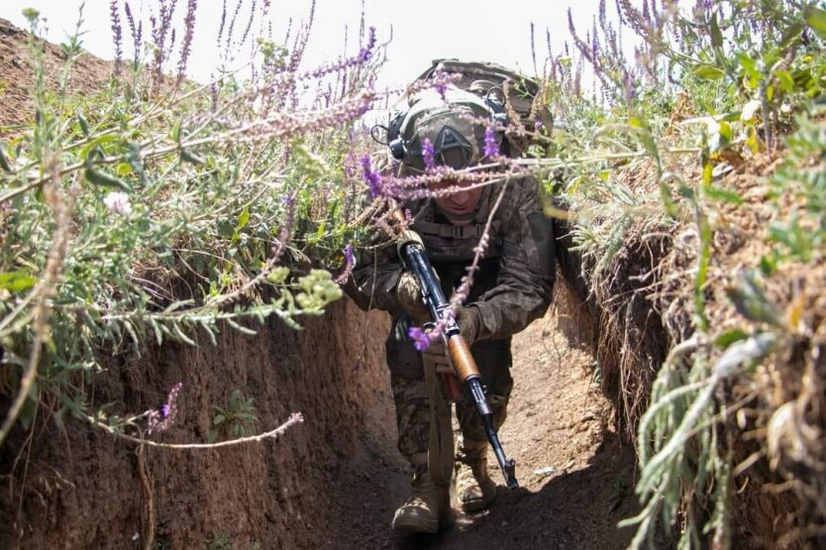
[386,59,551,161]
[414,59,550,129]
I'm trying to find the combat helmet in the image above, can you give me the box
[382,86,509,175]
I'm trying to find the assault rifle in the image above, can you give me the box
[392,212,519,490]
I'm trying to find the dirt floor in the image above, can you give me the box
[324,281,648,550]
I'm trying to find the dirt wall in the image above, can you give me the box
[0,298,391,549]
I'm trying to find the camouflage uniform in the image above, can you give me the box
[348,174,555,465]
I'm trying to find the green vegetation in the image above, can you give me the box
[208,389,259,442]
[548,0,826,547]
[0,4,379,446]
[2,0,826,547]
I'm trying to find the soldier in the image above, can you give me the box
[346,86,554,534]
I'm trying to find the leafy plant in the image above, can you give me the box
[0,3,384,446]
[208,389,259,443]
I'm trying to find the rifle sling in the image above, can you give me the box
[422,345,454,487]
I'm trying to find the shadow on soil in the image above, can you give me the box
[389,439,645,550]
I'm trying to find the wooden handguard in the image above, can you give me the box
[447,335,478,382]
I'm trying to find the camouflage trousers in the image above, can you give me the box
[386,313,513,461]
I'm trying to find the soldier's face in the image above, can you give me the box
[431,179,483,225]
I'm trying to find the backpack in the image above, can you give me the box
[382,59,551,162]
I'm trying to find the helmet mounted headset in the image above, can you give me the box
[375,86,510,173]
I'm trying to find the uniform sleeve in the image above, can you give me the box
[343,240,405,312]
[467,177,555,342]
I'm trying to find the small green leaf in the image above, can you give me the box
[692,64,726,81]
[805,5,826,40]
[710,14,724,50]
[779,21,805,50]
[84,168,132,191]
[236,207,250,231]
[775,70,794,94]
[0,141,12,172]
[80,134,119,161]
[718,121,733,143]
[0,271,38,292]
[214,414,226,426]
[714,329,749,349]
[115,162,133,177]
[77,110,90,136]
[171,119,182,143]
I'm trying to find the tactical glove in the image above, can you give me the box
[457,307,480,346]
[396,272,430,320]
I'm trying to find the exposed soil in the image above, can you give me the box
[0,18,113,133]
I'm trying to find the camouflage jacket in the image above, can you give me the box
[347,175,555,342]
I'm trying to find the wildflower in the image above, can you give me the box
[177,0,198,82]
[103,192,132,216]
[432,68,449,101]
[408,326,431,351]
[483,125,500,158]
[124,3,142,66]
[109,0,123,76]
[622,69,637,103]
[335,243,355,284]
[422,138,436,170]
[361,154,382,197]
[344,152,357,177]
[147,382,183,434]
[534,120,544,132]
[358,27,377,62]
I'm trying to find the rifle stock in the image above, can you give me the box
[394,217,519,490]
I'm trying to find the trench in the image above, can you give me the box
[1,230,665,550]
[321,277,647,550]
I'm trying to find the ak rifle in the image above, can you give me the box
[392,211,519,490]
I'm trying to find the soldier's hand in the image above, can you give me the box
[396,272,430,320]
[457,307,480,346]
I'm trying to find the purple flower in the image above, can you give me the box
[534,120,544,131]
[422,137,435,170]
[483,125,499,158]
[408,326,431,351]
[432,68,449,101]
[147,382,183,434]
[358,27,377,62]
[109,0,123,76]
[361,154,382,197]
[335,243,355,283]
[177,0,198,82]
[344,152,357,177]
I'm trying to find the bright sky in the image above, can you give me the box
[3,0,613,91]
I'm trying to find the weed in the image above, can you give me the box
[208,389,259,443]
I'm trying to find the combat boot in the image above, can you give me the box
[392,466,452,534]
[455,438,497,512]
